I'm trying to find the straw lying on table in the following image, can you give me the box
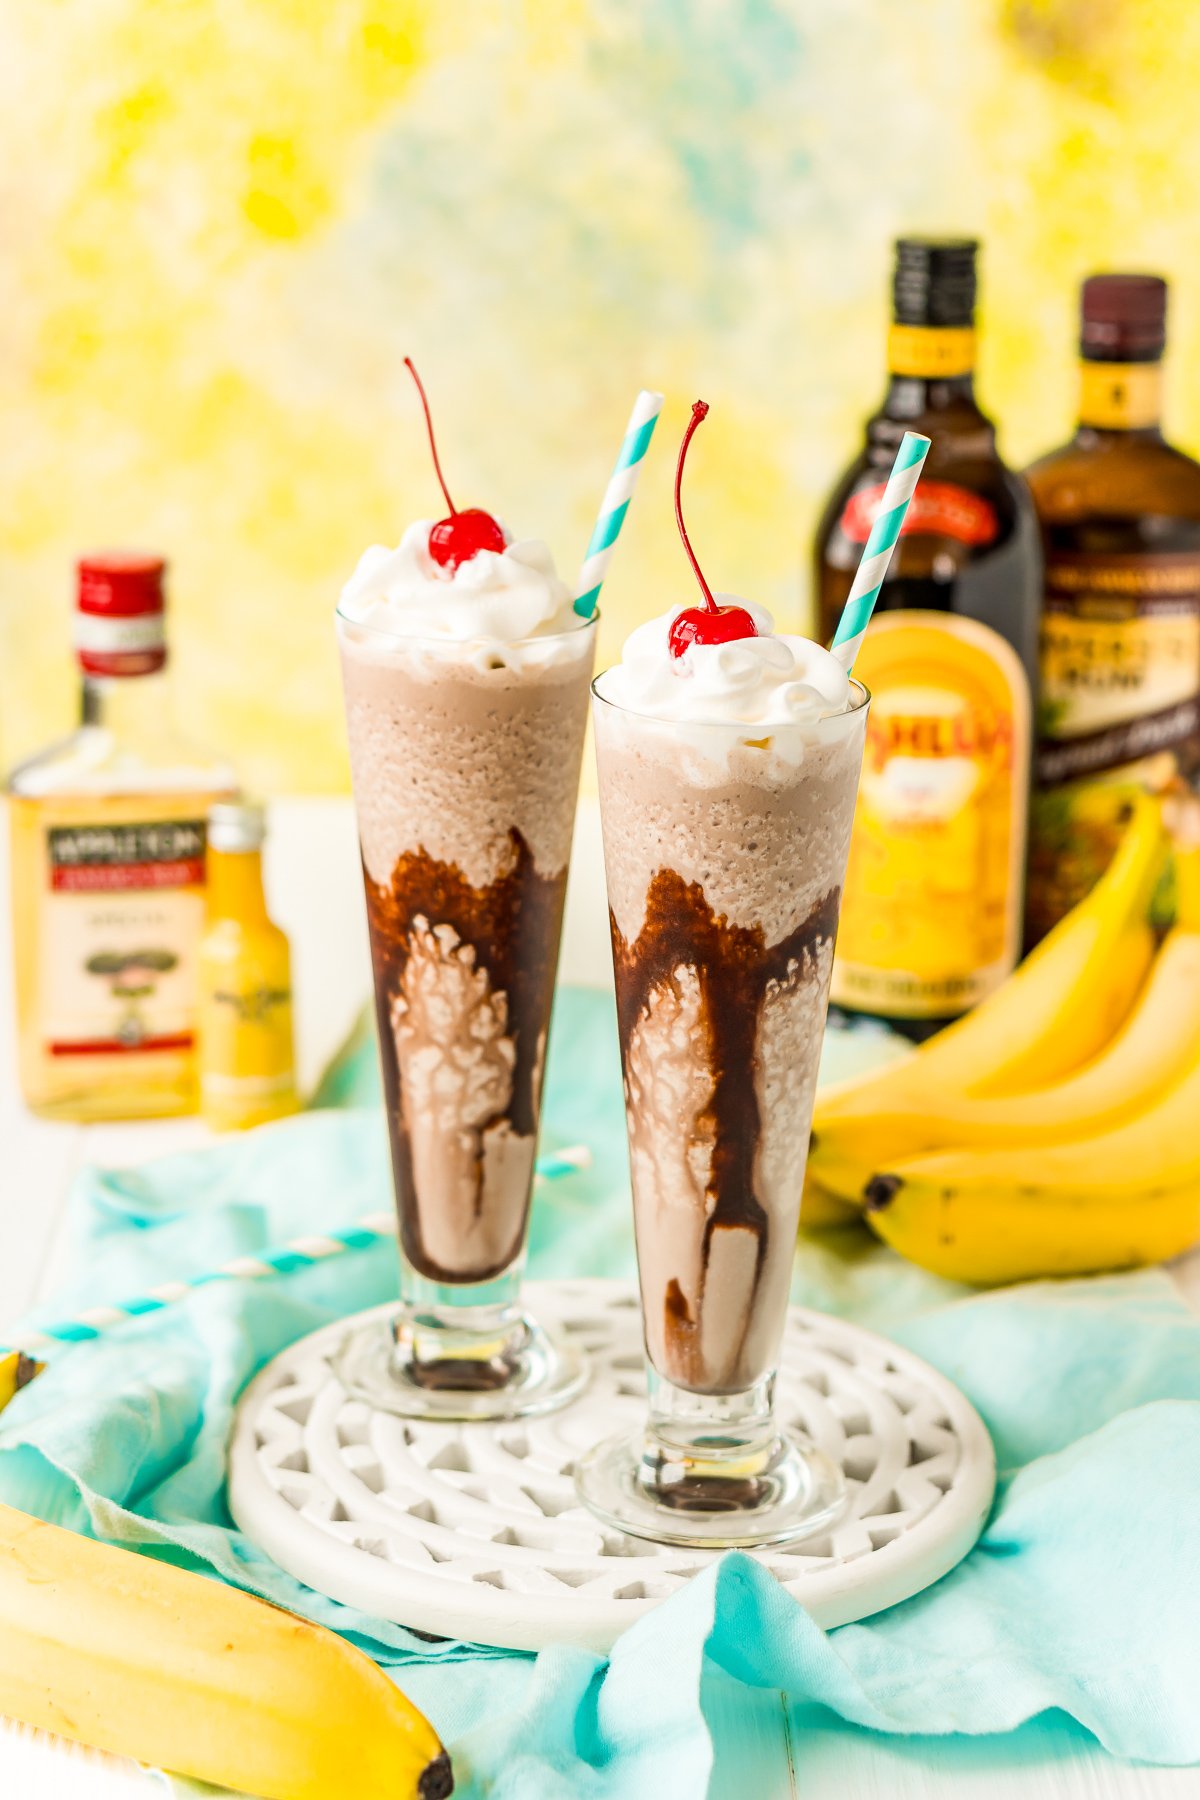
[574,388,664,618]
[0,1145,592,1391]
[830,429,931,671]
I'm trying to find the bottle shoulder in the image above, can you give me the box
[816,434,1035,574]
[6,729,88,795]
[1026,432,1200,526]
[8,724,235,801]
[202,910,289,951]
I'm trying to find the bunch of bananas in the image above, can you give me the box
[806,793,1200,1285]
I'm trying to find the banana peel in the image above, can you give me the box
[0,1351,42,1413]
[864,1172,1200,1286]
[798,1172,864,1231]
[0,1502,452,1799]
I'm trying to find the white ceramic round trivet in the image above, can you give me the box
[228,1281,995,1653]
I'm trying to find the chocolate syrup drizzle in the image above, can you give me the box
[364,829,566,1283]
[610,868,841,1386]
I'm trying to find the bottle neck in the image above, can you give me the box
[883,323,978,415]
[1076,358,1163,439]
[207,847,269,925]
[80,667,170,735]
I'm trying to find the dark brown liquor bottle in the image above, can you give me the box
[1024,274,1200,946]
[815,239,1040,1040]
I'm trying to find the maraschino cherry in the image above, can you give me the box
[404,357,506,573]
[667,400,758,659]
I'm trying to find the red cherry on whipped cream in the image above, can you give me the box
[427,508,506,569]
[405,357,506,573]
[668,603,759,655]
[668,400,758,660]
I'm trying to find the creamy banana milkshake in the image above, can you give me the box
[594,609,865,1394]
[339,535,592,1285]
[335,361,595,1419]
[577,399,869,1544]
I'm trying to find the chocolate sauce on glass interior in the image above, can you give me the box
[365,828,566,1285]
[611,870,841,1391]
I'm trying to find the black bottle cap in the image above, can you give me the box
[892,238,978,328]
[1080,274,1166,362]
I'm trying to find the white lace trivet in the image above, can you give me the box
[228,1281,995,1651]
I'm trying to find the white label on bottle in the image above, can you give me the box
[39,820,206,1057]
[74,614,166,655]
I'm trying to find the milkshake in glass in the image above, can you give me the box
[336,364,595,1419]
[577,403,869,1544]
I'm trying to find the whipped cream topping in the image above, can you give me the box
[596,598,852,726]
[338,521,578,644]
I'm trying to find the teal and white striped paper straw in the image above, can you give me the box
[574,388,665,618]
[1,1145,592,1363]
[830,430,931,671]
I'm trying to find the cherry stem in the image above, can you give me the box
[675,400,716,613]
[404,357,457,517]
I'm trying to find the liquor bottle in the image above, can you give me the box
[6,556,236,1119]
[197,801,298,1131]
[1024,274,1200,945]
[815,238,1041,1039]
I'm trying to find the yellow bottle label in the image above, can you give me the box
[887,325,976,379]
[1078,361,1162,430]
[1027,550,1200,942]
[832,612,1031,1019]
[198,978,294,1095]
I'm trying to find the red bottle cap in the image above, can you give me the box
[1080,274,1167,362]
[75,553,167,677]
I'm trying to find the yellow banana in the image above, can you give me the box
[864,1176,1200,1286]
[863,1042,1200,1283]
[798,1172,862,1230]
[812,926,1200,1201]
[0,1351,42,1413]
[1169,793,1200,929]
[813,793,1163,1147]
[1177,845,1200,930]
[0,1503,452,1799]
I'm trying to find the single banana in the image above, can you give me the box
[798,1172,862,1230]
[812,793,1163,1145]
[0,1503,452,1800]
[1168,791,1200,930]
[812,926,1200,1201]
[1177,844,1200,931]
[0,1351,42,1413]
[864,1174,1200,1286]
[863,1042,1200,1283]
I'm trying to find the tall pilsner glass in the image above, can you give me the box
[578,677,870,1543]
[336,608,597,1419]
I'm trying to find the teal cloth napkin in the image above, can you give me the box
[3,986,1200,1797]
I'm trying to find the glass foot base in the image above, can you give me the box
[334,1305,588,1423]
[575,1425,847,1548]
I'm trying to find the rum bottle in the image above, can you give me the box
[1025,274,1200,944]
[6,556,236,1118]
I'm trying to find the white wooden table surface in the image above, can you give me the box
[0,796,1194,1799]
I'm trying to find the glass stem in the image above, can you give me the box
[393,1255,531,1388]
[641,1367,780,1488]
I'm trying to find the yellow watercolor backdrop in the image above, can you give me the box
[3,0,1200,791]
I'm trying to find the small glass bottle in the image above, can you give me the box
[7,555,236,1119]
[198,801,298,1131]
